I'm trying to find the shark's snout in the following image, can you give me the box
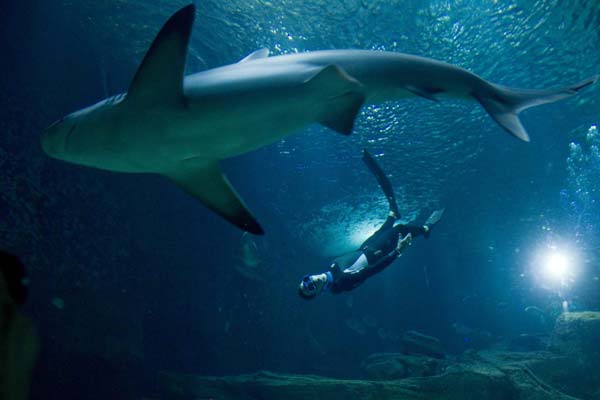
[40,129,57,157]
[41,119,68,158]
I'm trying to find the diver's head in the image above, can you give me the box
[298,275,318,300]
[298,273,328,300]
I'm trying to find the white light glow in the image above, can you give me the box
[544,252,570,280]
[531,242,581,298]
[348,221,380,248]
[536,245,581,288]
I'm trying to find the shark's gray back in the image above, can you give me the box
[184,49,487,102]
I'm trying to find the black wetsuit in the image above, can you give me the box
[328,215,428,293]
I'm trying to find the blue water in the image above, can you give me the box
[1,0,600,398]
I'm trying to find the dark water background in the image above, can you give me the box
[1,0,600,398]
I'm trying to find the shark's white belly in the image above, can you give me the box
[118,92,321,172]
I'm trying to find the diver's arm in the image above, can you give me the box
[364,234,410,275]
[396,233,412,253]
[373,233,411,266]
[361,234,411,273]
[364,250,400,275]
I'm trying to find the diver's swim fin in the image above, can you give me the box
[425,208,445,228]
[362,149,400,218]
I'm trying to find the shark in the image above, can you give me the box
[41,4,597,235]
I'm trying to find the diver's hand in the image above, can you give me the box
[396,233,412,255]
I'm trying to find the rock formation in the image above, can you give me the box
[159,314,600,400]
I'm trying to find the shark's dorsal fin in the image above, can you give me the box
[306,65,365,135]
[127,4,196,105]
[239,48,270,63]
[165,161,264,235]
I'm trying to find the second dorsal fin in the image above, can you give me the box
[239,48,270,63]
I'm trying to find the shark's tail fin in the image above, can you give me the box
[476,75,598,142]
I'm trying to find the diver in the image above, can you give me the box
[298,149,444,300]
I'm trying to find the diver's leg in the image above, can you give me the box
[362,149,400,218]
[360,212,397,251]
[395,224,429,238]
[360,223,401,260]
[394,209,444,238]
[379,213,396,231]
[343,253,369,274]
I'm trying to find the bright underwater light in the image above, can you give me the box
[544,252,570,281]
[535,246,579,286]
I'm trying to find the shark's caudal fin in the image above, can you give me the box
[306,65,366,135]
[127,4,196,105]
[165,162,264,235]
[476,76,598,141]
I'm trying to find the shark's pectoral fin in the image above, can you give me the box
[127,4,195,105]
[306,65,366,135]
[239,48,270,63]
[318,92,365,135]
[166,162,264,235]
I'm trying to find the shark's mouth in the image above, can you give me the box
[45,117,64,131]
